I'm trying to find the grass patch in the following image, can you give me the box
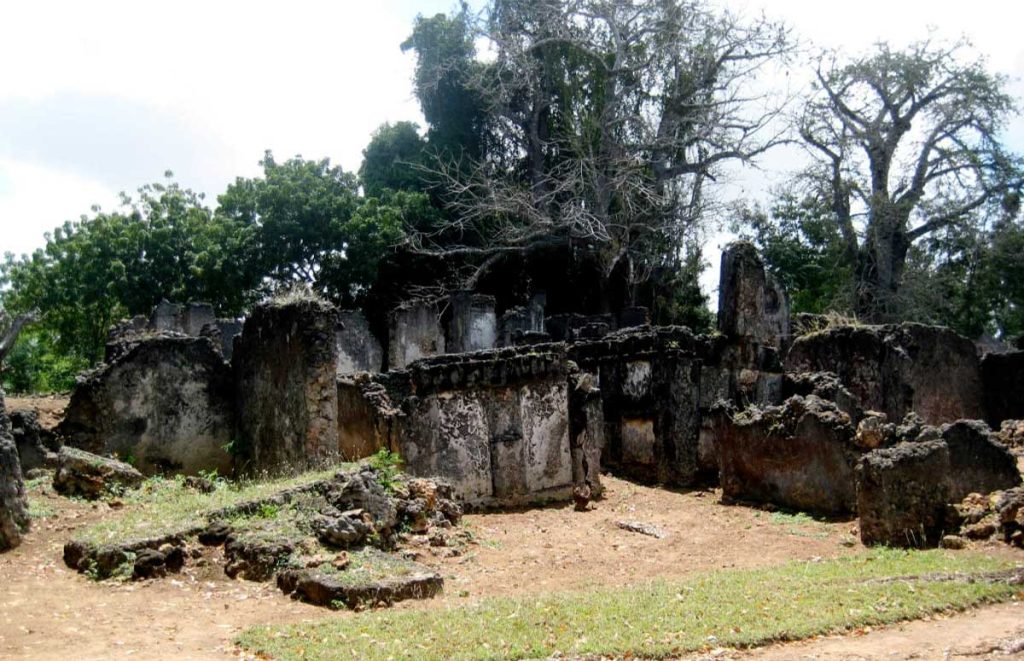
[238,549,1021,661]
[74,467,344,545]
[769,511,830,539]
[311,548,421,586]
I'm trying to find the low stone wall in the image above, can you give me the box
[712,396,859,517]
[395,346,577,507]
[233,299,340,475]
[59,335,233,475]
[785,323,985,425]
[856,441,952,548]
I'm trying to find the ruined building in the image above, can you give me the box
[50,242,1023,546]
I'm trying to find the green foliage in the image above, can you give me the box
[73,467,342,546]
[359,122,430,198]
[649,242,715,333]
[1,326,88,394]
[401,8,489,160]
[218,152,406,307]
[238,549,1017,660]
[1,175,256,365]
[257,503,281,519]
[734,189,855,316]
[368,448,403,493]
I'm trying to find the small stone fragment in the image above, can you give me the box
[940,535,966,550]
[616,520,668,539]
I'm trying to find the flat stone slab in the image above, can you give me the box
[277,550,443,608]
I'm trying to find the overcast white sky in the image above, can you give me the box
[1,0,1022,298]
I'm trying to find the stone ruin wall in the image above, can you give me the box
[398,347,576,507]
[59,335,234,476]
[37,239,1024,541]
[232,299,340,475]
[0,388,30,551]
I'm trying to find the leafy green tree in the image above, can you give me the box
[1,176,245,364]
[796,38,1023,321]
[218,152,359,288]
[401,7,489,160]
[360,122,429,198]
[735,188,855,315]
[219,152,408,306]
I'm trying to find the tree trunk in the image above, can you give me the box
[856,205,910,322]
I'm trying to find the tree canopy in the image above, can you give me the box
[399,0,791,319]
[794,38,1023,321]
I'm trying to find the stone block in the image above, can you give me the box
[856,441,952,547]
[713,395,859,516]
[717,241,790,348]
[940,420,1022,501]
[53,446,145,499]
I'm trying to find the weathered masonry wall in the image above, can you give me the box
[446,291,497,354]
[335,310,383,375]
[398,347,576,507]
[388,301,445,370]
[60,335,234,476]
[784,323,985,425]
[233,299,340,475]
[336,373,406,461]
[570,328,705,486]
[0,388,30,551]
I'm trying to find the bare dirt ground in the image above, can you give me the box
[5,395,68,431]
[2,473,1023,661]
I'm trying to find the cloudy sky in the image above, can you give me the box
[1,0,1022,295]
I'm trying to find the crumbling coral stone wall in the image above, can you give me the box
[337,373,407,461]
[497,296,545,347]
[0,388,30,551]
[712,395,860,516]
[59,336,233,475]
[446,291,497,353]
[397,346,574,507]
[233,299,340,475]
[718,241,790,349]
[335,310,383,375]
[388,301,445,370]
[784,323,985,425]
[570,327,704,486]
